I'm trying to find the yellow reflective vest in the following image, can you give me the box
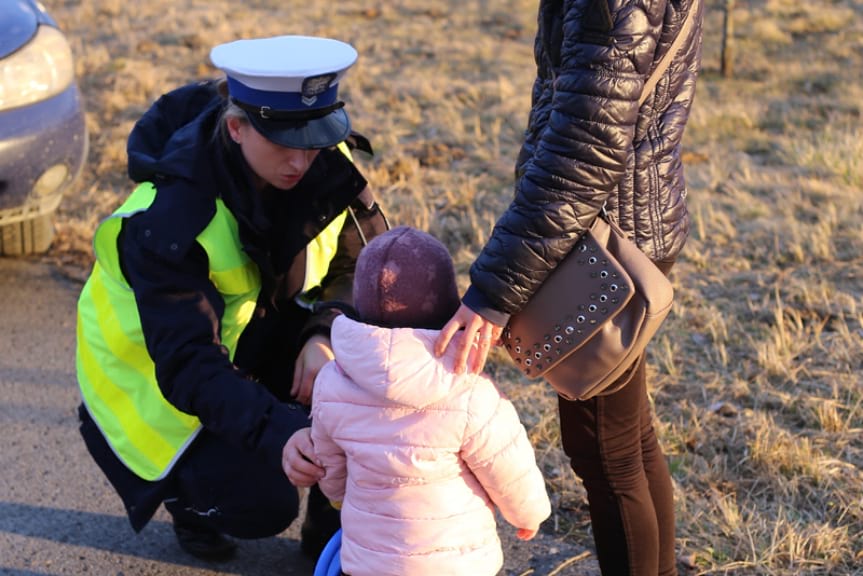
[76,180,346,481]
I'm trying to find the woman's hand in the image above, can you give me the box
[281,427,324,487]
[516,527,538,541]
[291,334,334,405]
[434,304,502,374]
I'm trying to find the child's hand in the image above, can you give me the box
[516,527,538,541]
[282,428,324,487]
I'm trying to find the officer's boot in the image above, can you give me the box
[165,499,237,562]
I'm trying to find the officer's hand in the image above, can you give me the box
[434,304,502,374]
[291,334,334,405]
[282,427,324,487]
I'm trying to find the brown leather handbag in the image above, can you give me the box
[501,213,673,400]
[500,0,699,400]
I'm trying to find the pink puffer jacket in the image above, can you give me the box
[311,315,551,576]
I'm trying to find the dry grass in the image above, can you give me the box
[43,0,863,573]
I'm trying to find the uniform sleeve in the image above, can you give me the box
[120,216,310,472]
[460,377,552,530]
[469,0,664,315]
[310,365,348,503]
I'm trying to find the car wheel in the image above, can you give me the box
[0,213,55,256]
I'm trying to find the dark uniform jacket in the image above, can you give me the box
[464,0,703,326]
[78,80,387,531]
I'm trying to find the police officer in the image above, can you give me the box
[76,35,388,562]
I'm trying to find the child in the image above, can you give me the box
[310,226,551,576]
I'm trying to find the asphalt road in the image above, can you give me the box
[0,257,316,576]
[0,256,598,576]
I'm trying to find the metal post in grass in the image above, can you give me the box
[721,0,736,77]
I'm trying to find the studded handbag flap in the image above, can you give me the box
[502,215,673,400]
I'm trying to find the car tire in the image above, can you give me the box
[0,213,55,256]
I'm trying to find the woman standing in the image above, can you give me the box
[436,1,704,575]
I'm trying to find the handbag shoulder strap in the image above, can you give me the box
[639,0,700,106]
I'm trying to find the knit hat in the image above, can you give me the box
[353,226,461,329]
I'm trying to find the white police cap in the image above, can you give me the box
[210,35,358,149]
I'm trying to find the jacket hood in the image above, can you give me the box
[126,81,224,183]
[329,315,466,409]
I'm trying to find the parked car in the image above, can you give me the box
[0,0,88,256]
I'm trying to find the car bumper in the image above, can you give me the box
[0,84,88,225]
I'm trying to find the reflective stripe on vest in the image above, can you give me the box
[303,142,353,291]
[77,181,345,481]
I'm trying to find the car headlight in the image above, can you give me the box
[0,25,76,112]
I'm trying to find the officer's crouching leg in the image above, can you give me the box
[216,469,300,539]
[166,430,301,540]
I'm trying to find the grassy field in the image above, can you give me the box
[44,0,862,574]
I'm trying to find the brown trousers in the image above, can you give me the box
[558,260,677,576]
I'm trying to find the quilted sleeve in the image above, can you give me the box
[460,377,552,530]
[310,363,348,504]
[469,0,665,314]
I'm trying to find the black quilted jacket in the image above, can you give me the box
[465,0,704,323]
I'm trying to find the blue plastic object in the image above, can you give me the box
[313,528,342,576]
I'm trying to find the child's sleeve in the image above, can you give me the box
[310,365,348,504]
[460,377,552,531]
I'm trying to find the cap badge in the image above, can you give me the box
[301,73,337,106]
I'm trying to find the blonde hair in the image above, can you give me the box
[214,77,248,147]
